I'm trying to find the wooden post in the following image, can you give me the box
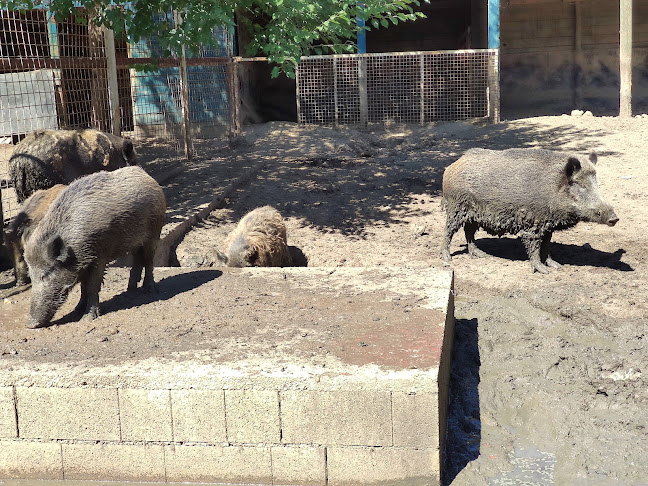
[573,2,583,109]
[488,0,500,123]
[102,26,121,135]
[358,56,368,127]
[420,54,425,124]
[89,17,111,131]
[620,0,632,118]
[488,0,500,49]
[227,59,241,137]
[333,57,339,126]
[174,11,192,160]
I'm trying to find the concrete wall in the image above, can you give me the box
[501,0,648,118]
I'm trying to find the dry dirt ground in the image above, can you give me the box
[1,115,647,485]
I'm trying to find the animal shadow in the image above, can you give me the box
[288,245,309,267]
[464,237,632,272]
[51,269,222,326]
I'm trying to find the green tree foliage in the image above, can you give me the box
[6,0,427,76]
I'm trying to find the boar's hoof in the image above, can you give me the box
[531,262,551,274]
[467,244,488,259]
[441,248,452,265]
[546,257,562,269]
[81,307,100,321]
[26,319,47,329]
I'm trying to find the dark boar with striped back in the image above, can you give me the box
[9,128,137,202]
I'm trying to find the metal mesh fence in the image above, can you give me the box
[0,6,232,225]
[297,50,500,126]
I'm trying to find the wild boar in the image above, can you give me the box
[9,128,137,202]
[5,184,66,286]
[441,148,619,273]
[218,206,292,267]
[23,166,166,328]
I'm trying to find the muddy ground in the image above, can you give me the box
[2,115,647,485]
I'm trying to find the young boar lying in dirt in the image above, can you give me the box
[9,128,137,202]
[23,166,166,328]
[5,184,67,286]
[441,148,619,273]
[217,205,292,267]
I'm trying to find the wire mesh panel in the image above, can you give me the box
[0,5,233,225]
[298,50,500,126]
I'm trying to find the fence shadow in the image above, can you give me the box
[443,317,481,485]
[210,119,621,238]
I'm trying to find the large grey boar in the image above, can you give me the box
[441,148,619,274]
[5,184,67,286]
[217,206,292,267]
[9,128,137,202]
[24,166,166,328]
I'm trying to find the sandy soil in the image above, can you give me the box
[2,115,647,484]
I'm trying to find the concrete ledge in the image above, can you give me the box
[0,266,454,485]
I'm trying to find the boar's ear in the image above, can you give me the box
[213,249,229,265]
[589,152,598,165]
[49,235,75,267]
[565,157,582,180]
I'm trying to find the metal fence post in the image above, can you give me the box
[102,26,121,136]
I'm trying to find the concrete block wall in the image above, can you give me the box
[0,266,454,485]
[0,385,444,484]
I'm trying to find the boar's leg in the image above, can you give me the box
[540,231,561,269]
[72,272,89,317]
[441,212,463,264]
[128,246,144,291]
[521,232,550,274]
[79,262,106,320]
[464,221,488,258]
[141,240,157,292]
[128,241,157,292]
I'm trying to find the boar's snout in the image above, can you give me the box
[592,204,618,227]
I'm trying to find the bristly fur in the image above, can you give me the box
[9,128,137,202]
[5,184,66,285]
[222,206,292,267]
[441,148,618,273]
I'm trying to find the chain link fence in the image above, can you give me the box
[0,6,233,224]
[297,50,500,126]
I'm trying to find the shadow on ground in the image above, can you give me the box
[457,237,633,272]
[48,270,222,327]
[202,120,620,238]
[443,318,481,485]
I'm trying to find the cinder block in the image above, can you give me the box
[327,446,440,486]
[0,440,63,479]
[171,389,226,443]
[392,392,439,448]
[0,387,16,438]
[225,390,280,444]
[165,444,272,483]
[16,387,119,440]
[281,390,392,446]
[62,443,165,481]
[271,445,326,486]
[119,389,172,442]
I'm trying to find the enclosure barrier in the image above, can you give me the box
[0,6,232,223]
[297,49,500,126]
